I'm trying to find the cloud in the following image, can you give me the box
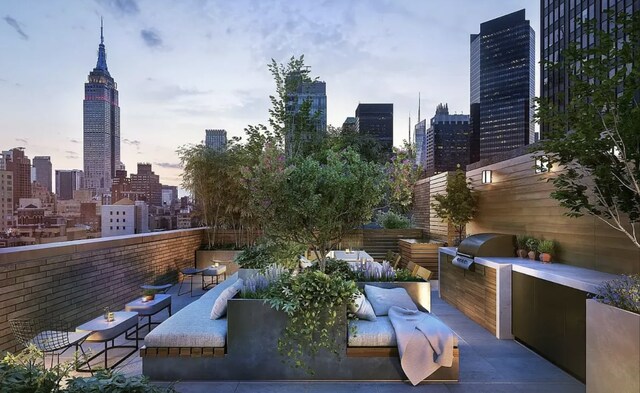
[123,139,141,149]
[4,16,28,40]
[65,150,80,159]
[140,29,162,48]
[69,138,81,144]
[15,138,28,144]
[155,162,182,169]
[96,0,139,16]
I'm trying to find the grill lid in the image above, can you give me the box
[457,233,516,258]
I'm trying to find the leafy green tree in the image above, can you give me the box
[431,169,478,244]
[536,12,640,248]
[385,141,422,215]
[253,148,384,270]
[324,125,383,163]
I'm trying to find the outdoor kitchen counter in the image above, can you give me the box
[474,256,619,294]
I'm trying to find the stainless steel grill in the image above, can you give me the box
[452,233,516,270]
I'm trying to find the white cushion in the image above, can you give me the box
[348,317,397,347]
[364,285,417,316]
[349,291,377,321]
[210,279,243,319]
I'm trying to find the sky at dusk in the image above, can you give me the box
[0,0,540,190]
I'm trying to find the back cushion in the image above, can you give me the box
[364,285,418,316]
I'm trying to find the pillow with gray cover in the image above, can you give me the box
[349,290,377,321]
[364,285,418,316]
[210,279,244,319]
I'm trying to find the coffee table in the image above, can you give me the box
[202,265,227,289]
[124,294,172,339]
[75,311,138,371]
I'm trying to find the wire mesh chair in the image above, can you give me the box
[9,318,92,372]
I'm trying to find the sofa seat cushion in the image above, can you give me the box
[348,316,397,347]
[144,274,238,348]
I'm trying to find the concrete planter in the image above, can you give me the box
[195,249,241,270]
[586,299,640,393]
[357,281,431,312]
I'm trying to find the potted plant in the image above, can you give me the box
[537,240,555,263]
[142,289,157,302]
[525,237,539,260]
[516,235,530,258]
[587,274,640,393]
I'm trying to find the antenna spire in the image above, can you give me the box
[100,17,104,44]
[408,112,412,144]
[418,92,421,122]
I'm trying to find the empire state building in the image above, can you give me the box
[83,19,120,195]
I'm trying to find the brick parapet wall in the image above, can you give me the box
[0,228,205,353]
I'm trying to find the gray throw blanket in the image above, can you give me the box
[388,306,454,385]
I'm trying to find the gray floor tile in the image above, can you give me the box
[377,382,449,392]
[513,382,585,393]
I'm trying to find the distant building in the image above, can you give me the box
[31,181,55,214]
[101,198,147,237]
[55,170,83,200]
[355,103,394,157]
[414,119,427,166]
[424,104,471,176]
[0,170,13,232]
[285,73,327,156]
[32,156,52,193]
[161,185,178,207]
[176,213,192,229]
[80,202,100,231]
[84,20,120,195]
[205,129,227,151]
[130,163,162,207]
[16,201,45,232]
[470,9,534,161]
[3,148,31,210]
[342,117,357,133]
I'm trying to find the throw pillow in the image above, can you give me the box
[349,290,377,321]
[364,285,418,316]
[210,279,243,320]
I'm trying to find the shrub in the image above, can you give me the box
[234,239,306,270]
[516,235,531,249]
[525,237,539,252]
[537,240,555,254]
[376,211,411,229]
[241,264,289,299]
[594,274,640,314]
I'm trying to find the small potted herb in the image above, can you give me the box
[516,235,531,258]
[537,240,555,263]
[142,289,157,302]
[525,237,539,260]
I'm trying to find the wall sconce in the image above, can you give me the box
[482,170,492,184]
[535,156,549,173]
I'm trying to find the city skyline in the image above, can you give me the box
[0,0,540,189]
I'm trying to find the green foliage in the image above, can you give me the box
[385,142,422,214]
[313,258,356,281]
[525,238,539,252]
[376,210,411,229]
[393,268,424,282]
[595,274,640,314]
[516,235,532,249]
[535,12,640,248]
[537,240,555,254]
[142,289,157,297]
[234,238,306,270]
[324,125,383,164]
[251,148,384,271]
[431,169,478,243]
[266,269,358,374]
[0,345,175,393]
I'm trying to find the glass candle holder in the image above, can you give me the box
[103,307,110,320]
[107,312,115,322]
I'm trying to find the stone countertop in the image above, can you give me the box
[438,246,619,294]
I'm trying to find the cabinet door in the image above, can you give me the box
[562,286,587,381]
[534,278,566,362]
[512,272,535,343]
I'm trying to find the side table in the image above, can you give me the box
[124,294,172,339]
[178,267,204,297]
[75,311,138,371]
[202,265,227,290]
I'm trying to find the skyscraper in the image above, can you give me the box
[205,129,227,151]
[355,103,394,158]
[3,148,31,209]
[414,119,427,166]
[424,104,471,176]
[83,19,120,196]
[540,0,639,133]
[55,170,83,200]
[285,73,327,156]
[131,163,162,207]
[470,9,535,161]
[32,156,52,193]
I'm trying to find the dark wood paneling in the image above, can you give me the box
[398,240,441,279]
[467,153,640,274]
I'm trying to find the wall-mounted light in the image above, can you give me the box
[482,170,492,184]
[535,156,549,173]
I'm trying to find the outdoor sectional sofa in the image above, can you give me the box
[142,273,459,382]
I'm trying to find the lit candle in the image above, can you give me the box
[107,312,115,322]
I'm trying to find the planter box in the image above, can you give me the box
[357,281,431,312]
[586,299,640,393]
[195,250,241,270]
[398,239,444,280]
[237,268,260,281]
